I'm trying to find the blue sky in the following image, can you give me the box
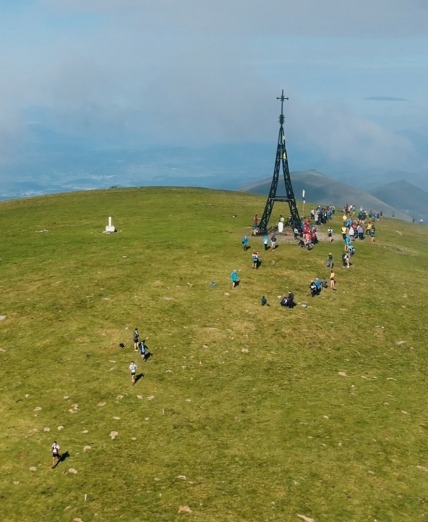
[0,0,427,195]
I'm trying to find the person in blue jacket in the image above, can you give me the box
[231,269,239,288]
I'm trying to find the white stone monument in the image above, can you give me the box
[105,216,117,233]
[278,221,284,233]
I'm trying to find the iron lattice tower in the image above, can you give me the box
[258,90,300,234]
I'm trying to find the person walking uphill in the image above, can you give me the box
[330,270,336,290]
[133,328,140,351]
[129,361,137,385]
[51,441,60,468]
[231,269,239,288]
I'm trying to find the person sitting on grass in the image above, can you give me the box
[281,291,296,308]
[309,280,319,297]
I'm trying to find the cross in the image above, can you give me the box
[277,90,289,125]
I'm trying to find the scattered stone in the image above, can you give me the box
[145,417,149,421]
[34,407,42,412]
[43,427,51,432]
[13,481,19,485]
[109,431,118,440]
[297,515,314,522]
[396,340,406,345]
[83,446,91,452]
[323,415,329,419]
[64,396,70,400]
[57,426,64,431]
[241,348,249,353]
[29,466,37,472]
[25,394,30,399]
[116,395,123,400]
[68,468,78,474]
[0,315,6,321]
[73,518,83,522]
[185,399,191,402]
[98,402,106,407]
[147,396,155,401]
[113,416,121,420]
[338,372,347,377]
[177,475,187,480]
[417,465,428,472]
[136,395,143,400]
[0,348,6,352]
[401,411,410,415]
[82,429,89,434]
[178,506,192,514]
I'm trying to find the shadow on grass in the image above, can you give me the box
[53,451,70,469]
[135,373,144,384]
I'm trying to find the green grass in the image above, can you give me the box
[0,187,427,521]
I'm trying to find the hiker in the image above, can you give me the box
[327,226,333,242]
[133,328,140,351]
[241,235,250,251]
[51,441,61,468]
[263,235,269,251]
[330,270,336,290]
[270,234,277,250]
[281,291,295,308]
[139,340,148,361]
[286,291,295,307]
[129,361,137,384]
[326,253,334,268]
[342,252,351,268]
[231,269,239,288]
[251,251,260,269]
[309,281,319,297]
[261,296,268,306]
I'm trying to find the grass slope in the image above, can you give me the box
[0,187,427,522]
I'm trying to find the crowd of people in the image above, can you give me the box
[232,203,380,308]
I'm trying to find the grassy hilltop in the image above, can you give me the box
[0,187,427,522]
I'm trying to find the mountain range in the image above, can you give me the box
[240,170,428,223]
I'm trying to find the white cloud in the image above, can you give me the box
[0,0,427,184]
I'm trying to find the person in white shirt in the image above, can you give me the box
[129,361,137,384]
[51,441,60,468]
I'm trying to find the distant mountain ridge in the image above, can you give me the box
[369,180,428,223]
[240,170,418,222]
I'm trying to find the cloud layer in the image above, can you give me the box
[0,0,427,184]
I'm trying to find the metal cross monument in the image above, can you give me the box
[257,90,300,234]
